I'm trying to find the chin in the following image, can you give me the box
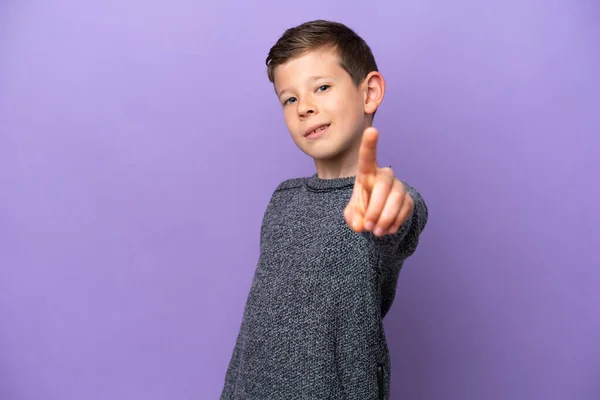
[302,144,347,162]
[293,131,356,161]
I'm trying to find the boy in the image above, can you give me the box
[221,20,428,400]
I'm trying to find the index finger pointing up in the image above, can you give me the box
[357,127,379,178]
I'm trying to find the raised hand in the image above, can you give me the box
[344,127,414,237]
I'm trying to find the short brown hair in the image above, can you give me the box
[266,20,378,87]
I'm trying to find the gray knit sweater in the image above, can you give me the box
[221,173,428,400]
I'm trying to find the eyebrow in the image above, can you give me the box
[276,75,334,98]
[308,75,333,81]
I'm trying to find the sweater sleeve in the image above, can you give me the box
[360,180,428,262]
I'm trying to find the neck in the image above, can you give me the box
[313,148,360,179]
[313,123,373,179]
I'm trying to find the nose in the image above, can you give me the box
[297,97,317,118]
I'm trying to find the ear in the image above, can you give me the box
[363,71,385,115]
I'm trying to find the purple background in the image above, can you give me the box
[1,0,598,399]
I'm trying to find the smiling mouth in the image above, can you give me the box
[306,124,331,138]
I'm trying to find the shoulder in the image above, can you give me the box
[261,176,309,222]
[261,177,309,211]
[273,176,308,192]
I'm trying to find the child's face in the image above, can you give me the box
[273,48,369,164]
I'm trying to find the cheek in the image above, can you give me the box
[282,108,296,127]
[283,109,305,139]
[328,94,348,114]
[333,91,360,114]
[332,95,363,127]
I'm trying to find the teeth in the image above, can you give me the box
[312,125,328,134]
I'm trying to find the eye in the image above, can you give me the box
[316,84,330,92]
[283,97,297,106]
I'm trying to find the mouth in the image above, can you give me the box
[305,123,331,139]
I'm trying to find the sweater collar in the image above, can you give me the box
[306,173,356,191]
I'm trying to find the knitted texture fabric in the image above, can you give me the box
[221,173,428,400]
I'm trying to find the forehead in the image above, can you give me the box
[273,48,346,87]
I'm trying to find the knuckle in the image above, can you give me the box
[378,213,395,227]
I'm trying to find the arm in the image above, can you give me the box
[344,127,428,260]
[360,180,428,260]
